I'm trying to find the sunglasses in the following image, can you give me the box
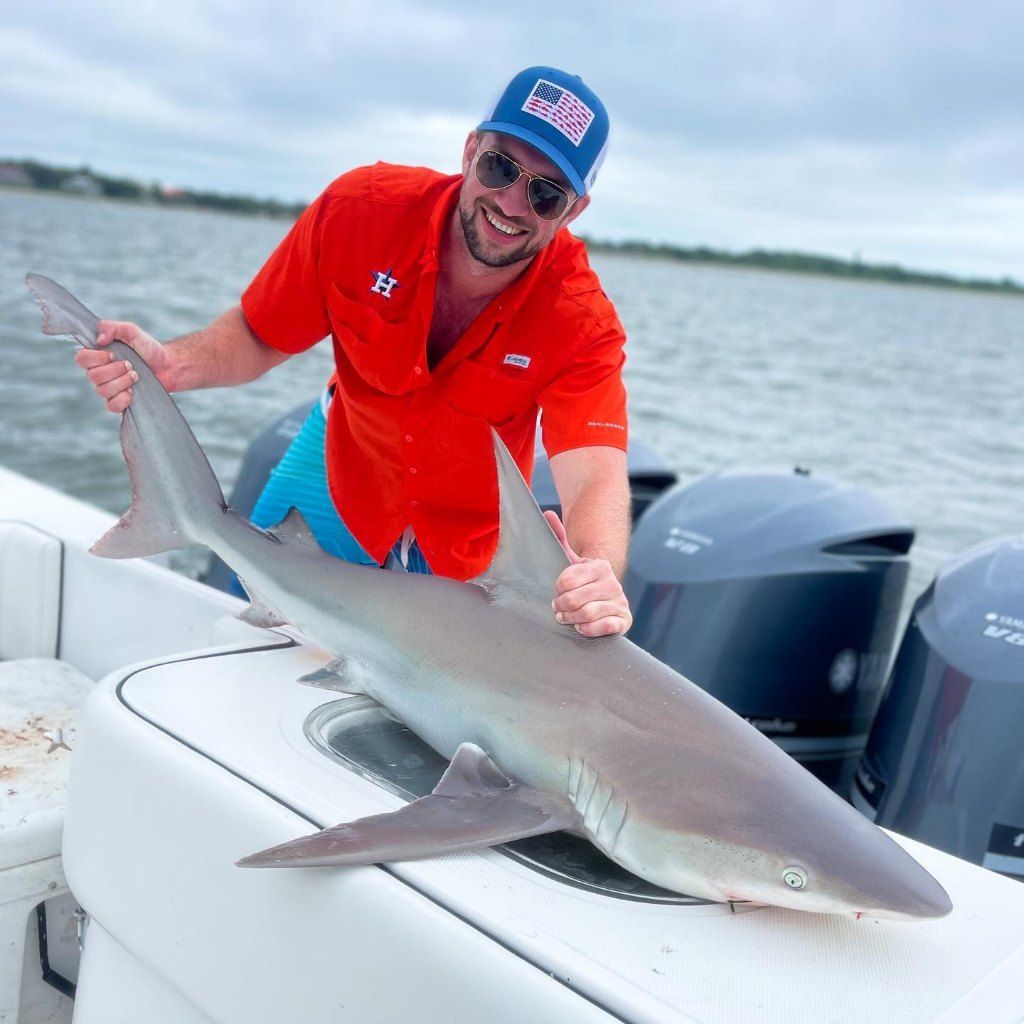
[475,150,577,221]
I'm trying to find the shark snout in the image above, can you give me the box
[853,864,953,921]
[824,828,954,921]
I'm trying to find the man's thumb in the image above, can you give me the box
[542,510,582,564]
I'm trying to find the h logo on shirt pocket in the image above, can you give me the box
[369,267,400,300]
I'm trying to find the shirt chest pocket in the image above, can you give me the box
[327,283,420,395]
[442,357,540,427]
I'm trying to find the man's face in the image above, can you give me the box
[457,131,590,269]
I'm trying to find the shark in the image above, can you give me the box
[27,273,952,920]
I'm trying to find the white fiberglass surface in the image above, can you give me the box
[116,645,1024,1024]
[0,468,271,679]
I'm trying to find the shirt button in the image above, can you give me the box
[409,467,418,475]
[409,500,419,508]
[404,434,413,443]
[413,366,423,375]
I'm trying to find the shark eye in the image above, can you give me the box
[782,866,807,890]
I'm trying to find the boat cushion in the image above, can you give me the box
[0,521,62,661]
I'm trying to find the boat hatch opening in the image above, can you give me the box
[303,698,711,905]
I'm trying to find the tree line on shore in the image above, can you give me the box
[580,238,1022,295]
[3,157,1019,295]
[1,158,305,218]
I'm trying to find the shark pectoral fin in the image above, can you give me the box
[268,507,319,549]
[433,742,519,796]
[236,576,289,628]
[236,742,578,869]
[296,656,366,694]
[469,430,571,618]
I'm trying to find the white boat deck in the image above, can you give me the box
[4,464,1024,1024]
[110,643,1024,1024]
[0,468,266,1024]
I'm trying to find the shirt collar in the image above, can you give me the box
[422,174,558,323]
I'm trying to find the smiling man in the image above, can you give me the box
[77,67,633,636]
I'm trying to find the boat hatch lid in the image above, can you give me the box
[120,643,1024,1024]
[305,696,699,903]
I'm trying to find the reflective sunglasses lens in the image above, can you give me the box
[477,151,521,189]
[528,178,569,220]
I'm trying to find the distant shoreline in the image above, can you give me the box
[3,157,1020,297]
[579,239,1023,296]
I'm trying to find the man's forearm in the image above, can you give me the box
[562,475,631,579]
[164,305,291,393]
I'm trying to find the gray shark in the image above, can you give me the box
[27,273,952,920]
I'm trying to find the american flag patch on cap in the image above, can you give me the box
[522,79,594,146]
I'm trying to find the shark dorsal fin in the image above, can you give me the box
[268,507,319,549]
[471,429,571,614]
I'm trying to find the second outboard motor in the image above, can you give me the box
[625,468,914,793]
[853,535,1024,879]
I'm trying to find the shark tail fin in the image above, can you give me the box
[90,388,228,559]
[26,273,102,350]
[27,274,231,561]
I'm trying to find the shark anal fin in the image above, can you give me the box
[236,742,578,869]
[297,656,365,694]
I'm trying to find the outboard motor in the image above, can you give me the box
[625,468,914,793]
[532,436,676,525]
[852,535,1024,879]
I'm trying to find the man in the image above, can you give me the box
[76,67,633,636]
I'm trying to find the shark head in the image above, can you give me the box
[623,761,953,920]
[704,829,953,921]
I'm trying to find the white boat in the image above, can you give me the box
[3,463,1024,1024]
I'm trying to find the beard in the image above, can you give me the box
[458,197,541,269]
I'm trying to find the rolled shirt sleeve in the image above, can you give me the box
[539,318,628,457]
[241,189,333,354]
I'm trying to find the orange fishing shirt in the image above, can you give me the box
[241,163,628,580]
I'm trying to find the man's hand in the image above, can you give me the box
[544,510,632,637]
[75,320,169,414]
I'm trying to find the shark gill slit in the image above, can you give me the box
[567,753,584,804]
[585,784,615,835]
[576,764,602,821]
[606,799,630,856]
[577,770,598,815]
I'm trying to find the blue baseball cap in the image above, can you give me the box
[478,67,609,198]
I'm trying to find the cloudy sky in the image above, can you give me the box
[3,1,1022,280]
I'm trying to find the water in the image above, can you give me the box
[1,188,1022,605]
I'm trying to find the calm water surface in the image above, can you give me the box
[1,189,1021,605]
